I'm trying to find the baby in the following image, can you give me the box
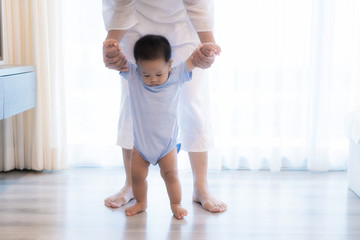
[104,35,220,219]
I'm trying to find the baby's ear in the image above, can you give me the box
[168,59,174,70]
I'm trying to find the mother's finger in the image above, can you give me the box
[193,54,214,69]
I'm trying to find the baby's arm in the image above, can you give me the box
[186,43,221,72]
[103,39,128,72]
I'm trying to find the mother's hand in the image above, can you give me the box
[102,45,128,71]
[191,44,218,69]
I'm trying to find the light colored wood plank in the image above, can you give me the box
[0,169,360,240]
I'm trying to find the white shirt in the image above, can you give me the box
[102,0,214,32]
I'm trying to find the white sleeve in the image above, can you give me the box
[102,0,139,31]
[183,0,214,32]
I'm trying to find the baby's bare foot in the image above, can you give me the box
[171,204,188,220]
[125,202,147,216]
[104,185,134,208]
[193,189,227,213]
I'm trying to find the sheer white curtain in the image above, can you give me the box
[0,0,67,171]
[62,0,123,166]
[63,0,360,171]
[209,0,360,171]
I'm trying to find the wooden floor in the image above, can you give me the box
[1,168,360,240]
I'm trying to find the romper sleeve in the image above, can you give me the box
[183,0,214,32]
[119,61,137,80]
[173,62,192,85]
[102,0,139,31]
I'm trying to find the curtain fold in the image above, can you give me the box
[0,0,67,171]
[306,0,336,171]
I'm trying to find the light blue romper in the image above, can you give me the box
[120,61,192,165]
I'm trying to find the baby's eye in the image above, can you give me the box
[156,74,162,77]
[144,75,150,78]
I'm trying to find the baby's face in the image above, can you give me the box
[137,58,172,86]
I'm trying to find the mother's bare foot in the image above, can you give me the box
[193,188,227,213]
[171,204,188,220]
[104,185,134,208]
[125,201,147,216]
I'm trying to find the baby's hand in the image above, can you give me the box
[103,39,129,72]
[191,42,221,69]
[103,39,121,58]
[200,43,221,57]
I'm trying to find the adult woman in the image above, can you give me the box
[102,0,226,213]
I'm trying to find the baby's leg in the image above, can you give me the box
[125,147,150,216]
[158,149,188,220]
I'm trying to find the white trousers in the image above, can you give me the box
[116,17,214,152]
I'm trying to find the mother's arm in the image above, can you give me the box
[194,32,221,69]
[183,0,220,69]
[102,0,138,70]
[103,30,128,71]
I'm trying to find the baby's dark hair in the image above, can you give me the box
[134,35,171,62]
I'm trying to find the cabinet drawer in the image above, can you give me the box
[0,79,3,118]
[1,71,36,119]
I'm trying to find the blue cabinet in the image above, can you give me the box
[0,65,36,120]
